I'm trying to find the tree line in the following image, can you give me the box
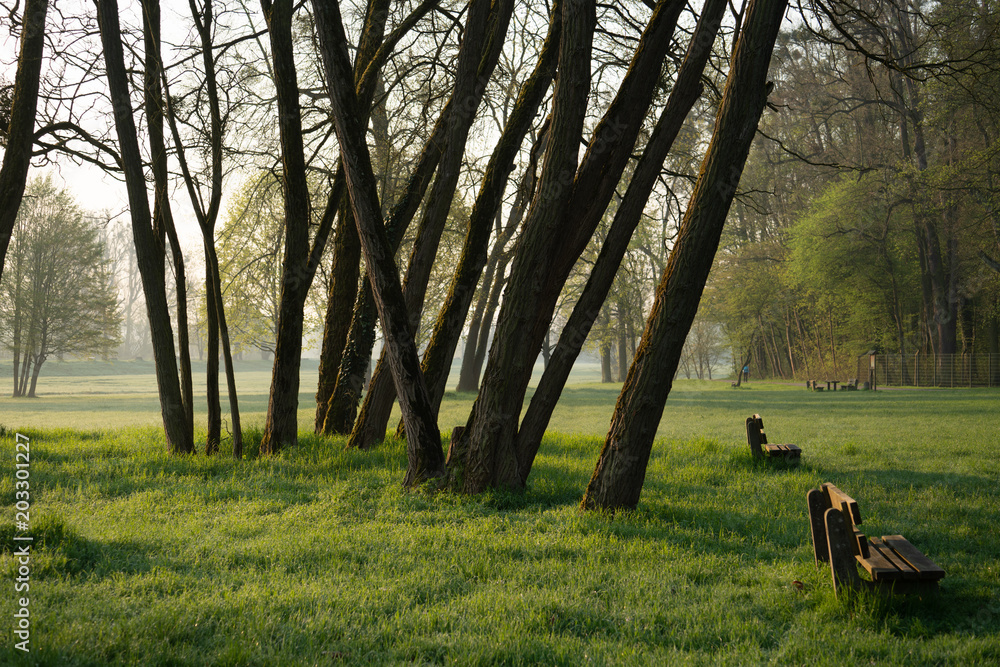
[705,0,1000,381]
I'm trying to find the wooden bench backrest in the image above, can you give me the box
[822,483,862,526]
[746,414,766,457]
[808,482,870,565]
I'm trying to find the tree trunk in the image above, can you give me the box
[170,0,243,458]
[0,0,49,283]
[315,196,361,431]
[26,354,45,398]
[96,0,193,454]
[469,254,509,389]
[258,0,339,454]
[320,99,457,435]
[456,260,498,392]
[542,330,552,371]
[314,0,393,434]
[784,310,796,378]
[616,326,628,383]
[317,0,475,435]
[601,342,613,383]
[452,148,541,398]
[581,0,787,512]
[144,0,194,443]
[205,257,221,453]
[312,0,445,485]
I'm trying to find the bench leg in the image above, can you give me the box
[807,489,831,565]
[825,508,862,597]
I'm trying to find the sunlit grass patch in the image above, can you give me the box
[0,385,998,664]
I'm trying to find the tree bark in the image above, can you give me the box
[96,0,193,454]
[205,252,221,453]
[316,1,461,436]
[0,0,48,284]
[165,0,244,457]
[601,342,613,383]
[581,0,787,512]
[312,0,445,485]
[320,98,456,435]
[456,257,498,392]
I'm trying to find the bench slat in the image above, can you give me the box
[763,444,801,455]
[864,538,918,580]
[880,535,946,580]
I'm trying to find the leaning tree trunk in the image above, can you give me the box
[456,257,499,392]
[450,0,599,493]
[312,0,445,485]
[452,0,686,493]
[514,0,724,479]
[349,0,522,450]
[581,0,788,513]
[0,0,48,283]
[315,195,361,431]
[315,1,453,437]
[96,0,193,454]
[322,0,509,437]
[314,0,392,433]
[319,99,455,435]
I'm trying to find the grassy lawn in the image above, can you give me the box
[1,372,999,664]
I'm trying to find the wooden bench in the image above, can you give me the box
[807,482,945,596]
[745,414,801,462]
[843,378,858,391]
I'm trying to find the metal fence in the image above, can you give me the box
[856,353,1000,388]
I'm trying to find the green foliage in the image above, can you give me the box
[215,173,329,358]
[788,173,921,354]
[1,384,998,664]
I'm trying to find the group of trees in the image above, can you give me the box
[707,0,1000,381]
[19,0,987,510]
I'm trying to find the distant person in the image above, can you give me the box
[742,365,749,382]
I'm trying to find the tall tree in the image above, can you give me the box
[96,0,194,453]
[164,0,244,457]
[143,0,195,444]
[257,0,342,454]
[581,0,788,512]
[515,0,727,480]
[317,0,510,437]
[311,0,445,485]
[0,0,49,283]
[347,0,516,450]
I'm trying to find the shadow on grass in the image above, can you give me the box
[1,514,152,578]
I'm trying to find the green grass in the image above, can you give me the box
[1,380,999,665]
